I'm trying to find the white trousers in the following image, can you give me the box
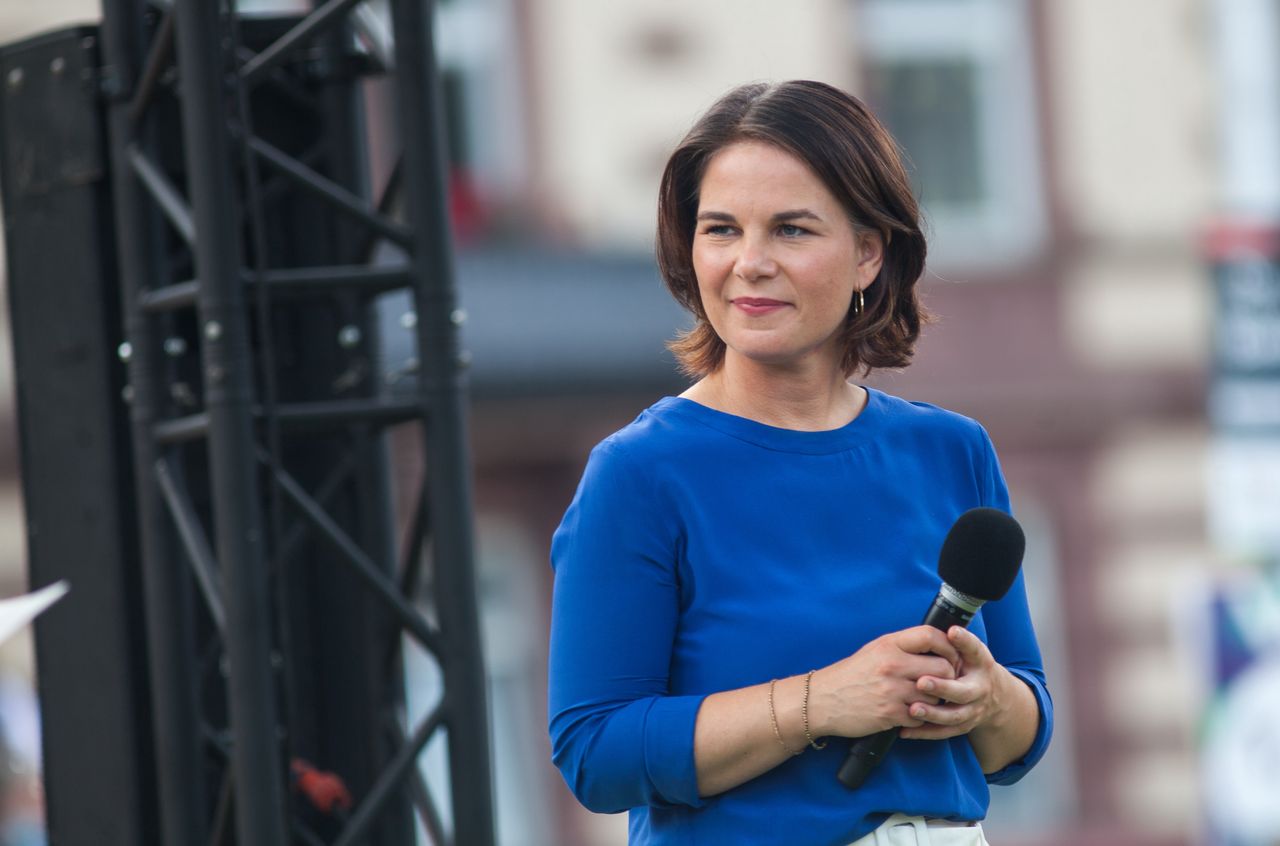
[848,814,990,846]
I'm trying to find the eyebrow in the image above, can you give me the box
[695,209,825,223]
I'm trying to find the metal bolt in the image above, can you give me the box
[117,341,133,362]
[170,382,196,407]
[6,68,24,92]
[384,357,420,386]
[450,308,468,326]
[337,325,362,348]
[121,385,135,404]
[163,336,187,356]
[270,651,284,669]
[50,57,66,76]
[457,350,473,369]
[399,311,418,329]
[206,365,225,384]
[204,320,222,341]
[332,364,364,393]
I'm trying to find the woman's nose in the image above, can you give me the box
[733,235,778,281]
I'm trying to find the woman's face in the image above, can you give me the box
[692,141,882,374]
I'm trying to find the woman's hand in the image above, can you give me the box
[809,625,962,740]
[897,625,1039,777]
[898,626,1009,740]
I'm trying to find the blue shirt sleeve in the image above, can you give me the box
[973,426,1054,785]
[547,441,708,813]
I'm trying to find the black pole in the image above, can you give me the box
[100,2,208,843]
[388,0,496,842]
[171,1,287,843]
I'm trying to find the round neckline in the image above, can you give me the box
[652,386,884,455]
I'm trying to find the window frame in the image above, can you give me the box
[856,0,1048,269]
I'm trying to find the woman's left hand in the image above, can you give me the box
[897,626,1016,741]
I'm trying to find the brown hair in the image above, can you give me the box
[655,80,929,378]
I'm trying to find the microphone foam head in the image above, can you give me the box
[937,507,1025,601]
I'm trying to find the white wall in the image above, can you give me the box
[1049,0,1215,368]
[529,0,852,250]
[0,1,100,45]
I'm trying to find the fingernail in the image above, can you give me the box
[912,706,926,718]
[921,679,934,692]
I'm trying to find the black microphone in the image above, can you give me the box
[836,507,1025,789]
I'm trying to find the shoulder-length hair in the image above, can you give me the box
[655,80,929,378]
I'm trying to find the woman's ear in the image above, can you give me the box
[856,230,886,287]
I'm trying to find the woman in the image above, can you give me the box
[548,80,1052,846]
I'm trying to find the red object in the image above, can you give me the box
[449,167,489,245]
[291,758,353,815]
[1202,218,1280,261]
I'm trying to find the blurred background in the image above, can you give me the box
[1,0,1279,845]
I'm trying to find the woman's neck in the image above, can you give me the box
[681,353,865,431]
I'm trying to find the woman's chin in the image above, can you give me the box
[725,343,835,371]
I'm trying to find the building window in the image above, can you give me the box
[855,0,1047,268]
[871,59,985,207]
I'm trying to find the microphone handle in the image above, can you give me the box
[920,592,977,633]
[836,592,979,789]
[835,725,898,788]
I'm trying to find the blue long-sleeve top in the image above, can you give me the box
[548,388,1053,845]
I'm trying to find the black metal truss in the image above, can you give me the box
[98,1,495,844]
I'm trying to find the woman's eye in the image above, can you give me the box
[702,225,736,236]
[778,223,808,237]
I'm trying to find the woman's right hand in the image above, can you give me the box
[808,626,961,739]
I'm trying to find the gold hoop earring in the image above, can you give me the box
[855,289,865,316]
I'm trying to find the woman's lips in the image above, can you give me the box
[733,298,787,316]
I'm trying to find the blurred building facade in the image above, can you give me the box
[0,0,1247,845]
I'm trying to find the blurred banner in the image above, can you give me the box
[1202,2,1280,843]
[1207,244,1280,552]
[1201,235,1280,846]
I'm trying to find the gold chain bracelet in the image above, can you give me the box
[802,670,827,750]
[768,679,801,756]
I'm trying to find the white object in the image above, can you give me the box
[0,581,69,645]
[1207,438,1280,555]
[1204,658,1280,843]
